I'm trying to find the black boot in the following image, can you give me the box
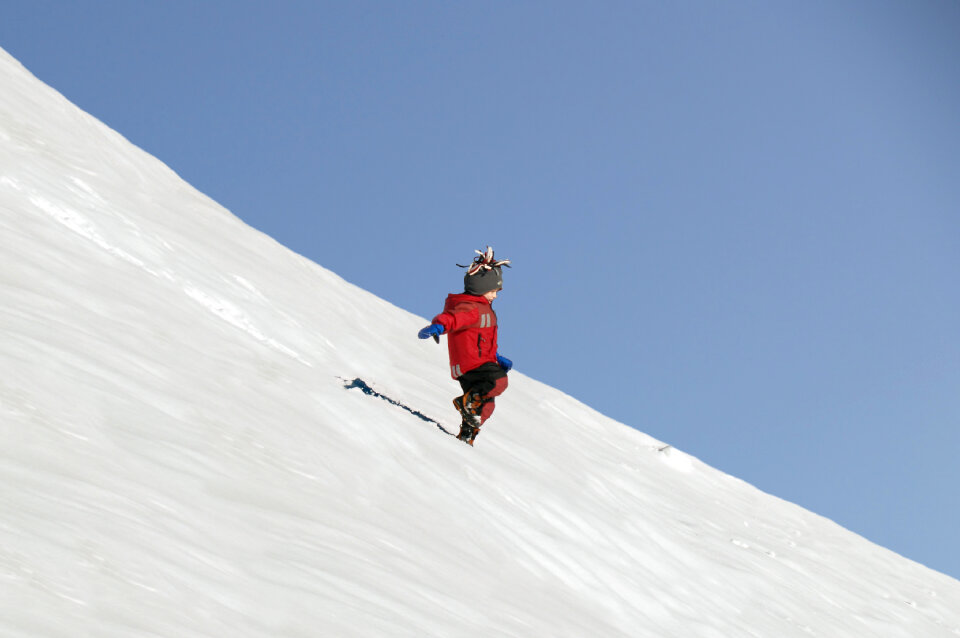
[457,420,480,446]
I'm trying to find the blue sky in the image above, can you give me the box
[5,1,959,579]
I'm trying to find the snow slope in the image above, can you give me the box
[1,46,958,638]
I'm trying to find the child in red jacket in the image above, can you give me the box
[418,247,512,446]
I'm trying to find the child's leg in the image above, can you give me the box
[458,363,508,425]
[477,375,508,424]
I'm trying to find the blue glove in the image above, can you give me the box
[418,324,444,342]
[497,353,513,372]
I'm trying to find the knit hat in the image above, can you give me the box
[464,267,503,296]
[460,246,511,296]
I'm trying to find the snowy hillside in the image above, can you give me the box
[1,46,959,638]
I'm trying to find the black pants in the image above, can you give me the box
[457,362,509,425]
[457,362,507,396]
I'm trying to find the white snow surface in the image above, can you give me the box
[1,46,959,638]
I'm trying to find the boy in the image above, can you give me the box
[418,247,513,446]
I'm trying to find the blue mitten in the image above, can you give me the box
[496,353,513,372]
[418,324,444,342]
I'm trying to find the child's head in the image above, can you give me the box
[461,246,510,297]
[464,267,503,297]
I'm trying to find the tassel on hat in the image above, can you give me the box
[458,246,511,275]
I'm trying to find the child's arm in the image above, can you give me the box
[432,305,480,335]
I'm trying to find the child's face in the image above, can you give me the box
[483,289,499,302]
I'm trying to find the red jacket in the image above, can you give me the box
[432,293,499,379]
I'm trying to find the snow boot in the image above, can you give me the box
[457,420,480,446]
[453,391,483,424]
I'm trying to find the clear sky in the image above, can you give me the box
[4,1,958,580]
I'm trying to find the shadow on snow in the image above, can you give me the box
[342,377,456,437]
